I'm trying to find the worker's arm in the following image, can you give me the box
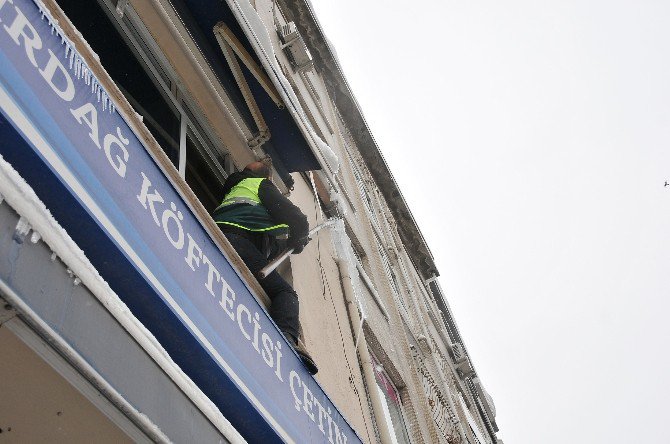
[258,179,309,249]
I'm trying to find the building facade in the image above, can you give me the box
[0,0,500,442]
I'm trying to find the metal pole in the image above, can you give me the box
[257,218,338,279]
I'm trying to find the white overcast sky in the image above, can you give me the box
[308,1,670,443]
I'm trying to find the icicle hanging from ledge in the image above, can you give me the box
[33,0,115,113]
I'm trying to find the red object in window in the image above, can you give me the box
[371,354,400,404]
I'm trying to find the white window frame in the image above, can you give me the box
[370,352,412,444]
[98,0,231,183]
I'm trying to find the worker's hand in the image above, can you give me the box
[288,236,309,255]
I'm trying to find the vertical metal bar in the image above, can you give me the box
[179,114,187,178]
[257,219,338,279]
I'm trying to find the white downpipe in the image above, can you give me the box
[355,262,391,320]
[336,259,395,444]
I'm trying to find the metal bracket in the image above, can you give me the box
[248,129,271,149]
[213,22,284,108]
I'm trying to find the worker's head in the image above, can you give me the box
[244,158,272,178]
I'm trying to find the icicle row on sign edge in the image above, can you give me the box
[33,0,115,113]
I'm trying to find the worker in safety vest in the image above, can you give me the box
[213,159,317,374]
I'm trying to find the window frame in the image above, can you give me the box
[96,0,232,187]
[370,352,413,444]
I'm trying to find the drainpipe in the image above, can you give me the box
[336,259,395,444]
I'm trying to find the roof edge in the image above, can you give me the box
[276,0,438,279]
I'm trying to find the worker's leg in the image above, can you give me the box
[224,233,300,341]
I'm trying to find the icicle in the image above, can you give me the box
[30,230,42,244]
[31,0,115,114]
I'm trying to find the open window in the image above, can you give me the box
[371,353,412,444]
[54,0,231,213]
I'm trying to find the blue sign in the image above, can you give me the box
[0,1,361,442]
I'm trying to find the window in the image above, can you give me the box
[299,70,334,134]
[348,153,378,225]
[371,353,412,444]
[374,231,408,316]
[344,221,370,273]
[55,0,230,212]
[394,247,418,307]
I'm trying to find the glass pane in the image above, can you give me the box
[372,356,412,444]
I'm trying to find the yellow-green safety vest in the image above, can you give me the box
[214,177,289,235]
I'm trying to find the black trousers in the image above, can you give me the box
[223,232,300,342]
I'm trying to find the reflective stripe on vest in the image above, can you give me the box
[218,196,259,208]
[215,177,289,233]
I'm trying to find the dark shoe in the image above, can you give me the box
[281,330,319,375]
[294,339,319,375]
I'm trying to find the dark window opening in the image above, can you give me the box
[54,0,230,214]
[185,131,225,212]
[55,0,181,167]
